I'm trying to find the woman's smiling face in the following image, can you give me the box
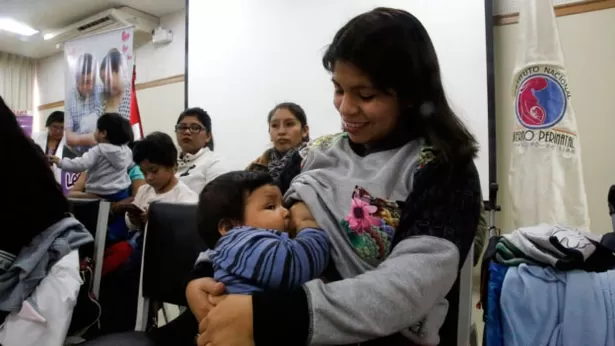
[332,61,400,146]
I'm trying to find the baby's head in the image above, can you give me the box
[95,112,132,145]
[198,171,289,248]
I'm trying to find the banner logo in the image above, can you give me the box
[515,71,567,129]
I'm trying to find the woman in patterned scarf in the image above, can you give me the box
[247,102,310,192]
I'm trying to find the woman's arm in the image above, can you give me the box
[251,160,482,345]
[65,130,97,148]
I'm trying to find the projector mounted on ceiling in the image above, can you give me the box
[44,7,160,48]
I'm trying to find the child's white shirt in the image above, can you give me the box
[125,180,198,230]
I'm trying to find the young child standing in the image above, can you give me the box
[49,112,132,201]
[126,132,198,230]
[196,171,329,294]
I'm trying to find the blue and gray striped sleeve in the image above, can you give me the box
[209,226,330,291]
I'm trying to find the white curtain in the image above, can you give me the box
[0,51,34,111]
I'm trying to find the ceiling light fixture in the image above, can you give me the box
[0,18,39,36]
[43,33,56,40]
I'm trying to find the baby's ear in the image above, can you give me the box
[217,219,236,235]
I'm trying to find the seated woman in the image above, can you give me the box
[175,108,228,194]
[32,111,65,183]
[0,96,93,346]
[247,102,309,191]
[190,8,482,346]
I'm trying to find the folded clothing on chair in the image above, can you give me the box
[500,264,615,346]
[494,224,615,272]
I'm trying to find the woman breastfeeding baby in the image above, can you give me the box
[85,7,482,346]
[189,7,482,346]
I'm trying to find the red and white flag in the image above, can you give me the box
[130,65,144,140]
[509,0,590,231]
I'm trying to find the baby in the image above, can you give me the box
[196,171,329,294]
[49,112,132,201]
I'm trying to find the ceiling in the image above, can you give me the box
[0,0,185,59]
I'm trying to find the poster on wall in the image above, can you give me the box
[61,27,134,195]
[14,110,33,137]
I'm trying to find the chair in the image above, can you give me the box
[68,198,110,298]
[438,244,474,346]
[135,202,206,331]
[608,185,615,231]
[458,244,474,346]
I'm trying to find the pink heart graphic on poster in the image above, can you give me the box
[122,31,130,42]
[122,45,128,53]
[127,55,132,61]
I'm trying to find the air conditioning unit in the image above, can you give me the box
[44,7,159,48]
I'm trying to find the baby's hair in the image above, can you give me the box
[132,131,178,167]
[198,171,274,248]
[96,113,132,145]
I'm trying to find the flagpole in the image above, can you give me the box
[484,0,501,236]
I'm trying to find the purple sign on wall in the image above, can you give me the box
[15,114,33,137]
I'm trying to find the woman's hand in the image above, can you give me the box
[186,278,226,322]
[289,202,319,235]
[47,155,60,165]
[197,295,254,346]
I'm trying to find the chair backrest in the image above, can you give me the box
[142,202,206,306]
[439,244,473,346]
[68,198,103,238]
[67,198,110,298]
[609,185,615,231]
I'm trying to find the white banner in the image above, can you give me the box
[61,27,134,195]
[509,0,590,231]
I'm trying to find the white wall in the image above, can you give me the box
[35,9,186,134]
[187,0,491,184]
[495,8,615,235]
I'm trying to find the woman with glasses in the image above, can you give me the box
[175,108,228,194]
[32,111,65,183]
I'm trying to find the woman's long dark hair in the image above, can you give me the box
[322,7,478,163]
[0,96,68,254]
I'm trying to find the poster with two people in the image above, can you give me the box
[61,27,134,195]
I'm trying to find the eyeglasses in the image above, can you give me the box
[175,124,204,134]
